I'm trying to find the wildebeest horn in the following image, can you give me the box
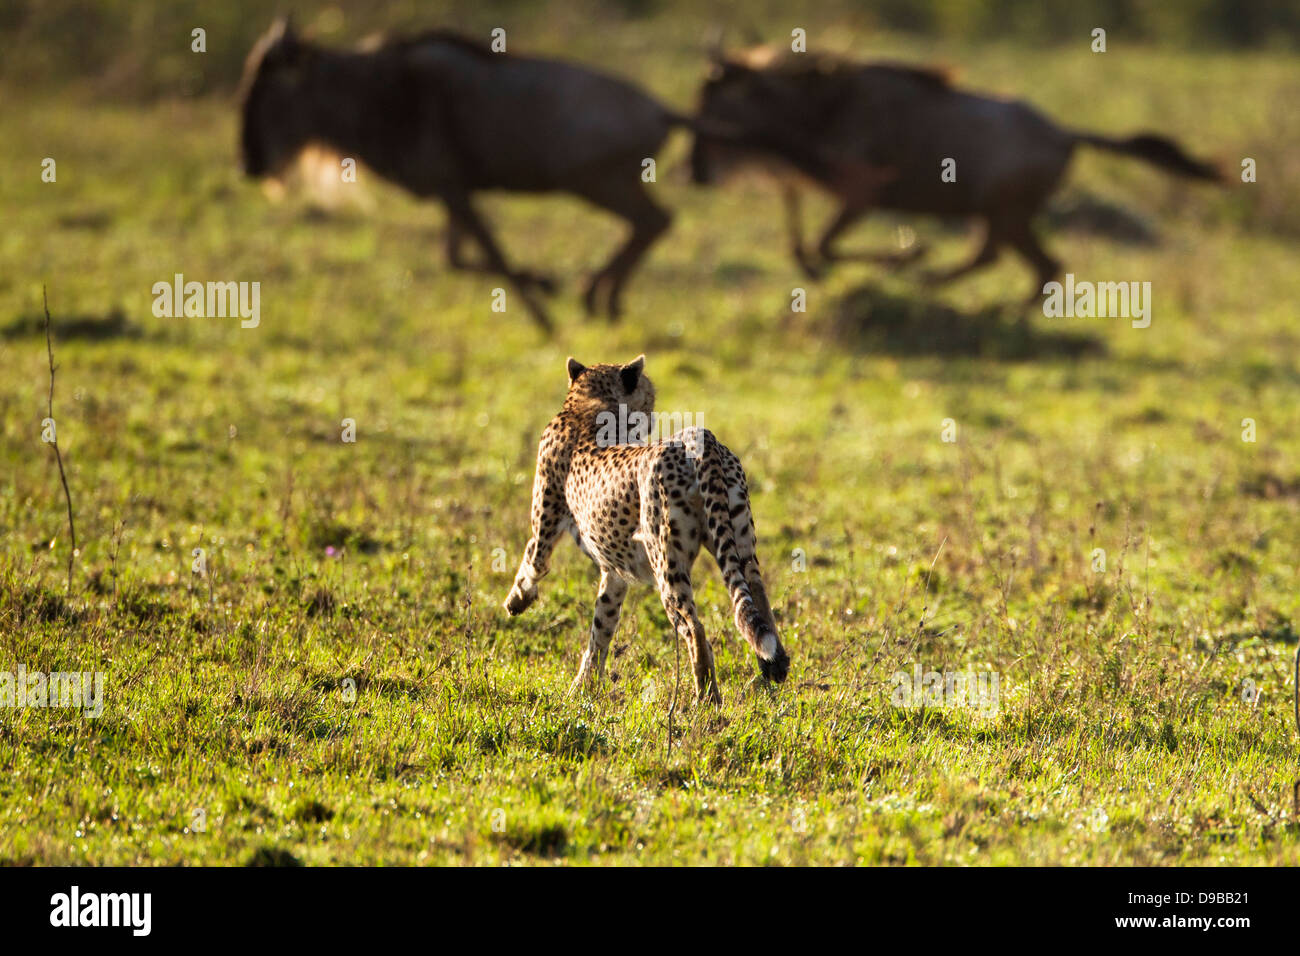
[268,12,298,47]
[705,26,725,62]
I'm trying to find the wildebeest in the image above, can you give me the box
[690,47,1223,300]
[238,20,851,332]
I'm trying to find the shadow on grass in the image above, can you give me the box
[825,283,1106,361]
[305,669,425,701]
[244,845,303,867]
[56,208,115,232]
[1240,471,1300,502]
[1044,188,1161,246]
[1,307,143,342]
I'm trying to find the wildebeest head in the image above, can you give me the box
[690,47,834,185]
[239,17,316,178]
[690,57,764,185]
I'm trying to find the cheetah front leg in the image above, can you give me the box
[504,520,567,615]
[504,448,571,616]
[505,537,552,615]
[568,570,628,695]
[504,509,572,621]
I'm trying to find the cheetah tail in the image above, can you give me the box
[738,555,789,683]
[697,435,790,683]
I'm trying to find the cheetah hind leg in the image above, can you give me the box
[683,604,722,706]
[653,562,721,706]
[640,479,721,705]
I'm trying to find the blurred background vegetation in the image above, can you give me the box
[3,0,1298,100]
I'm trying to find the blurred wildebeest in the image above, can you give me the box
[238,20,860,332]
[691,47,1223,300]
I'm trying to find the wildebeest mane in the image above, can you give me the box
[380,29,504,59]
[864,61,953,89]
[737,49,952,90]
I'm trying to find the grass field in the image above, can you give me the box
[2,15,1300,865]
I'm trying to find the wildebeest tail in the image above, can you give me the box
[693,430,789,682]
[1073,130,1223,182]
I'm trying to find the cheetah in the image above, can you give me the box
[503,355,790,704]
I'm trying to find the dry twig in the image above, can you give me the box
[42,286,77,594]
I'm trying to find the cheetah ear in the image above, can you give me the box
[566,357,587,384]
[620,355,645,393]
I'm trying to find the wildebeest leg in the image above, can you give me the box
[444,211,557,295]
[1002,218,1062,304]
[921,219,1002,286]
[445,214,469,269]
[813,203,930,274]
[575,176,671,321]
[440,194,554,333]
[782,184,822,280]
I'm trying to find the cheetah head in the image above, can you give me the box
[564,355,655,421]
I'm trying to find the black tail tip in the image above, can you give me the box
[760,648,790,684]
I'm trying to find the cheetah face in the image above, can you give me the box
[564,355,656,418]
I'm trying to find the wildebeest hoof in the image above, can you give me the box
[795,251,824,281]
[517,271,559,295]
[1021,288,1047,310]
[520,298,554,335]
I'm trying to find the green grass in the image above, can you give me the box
[2,19,1299,865]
